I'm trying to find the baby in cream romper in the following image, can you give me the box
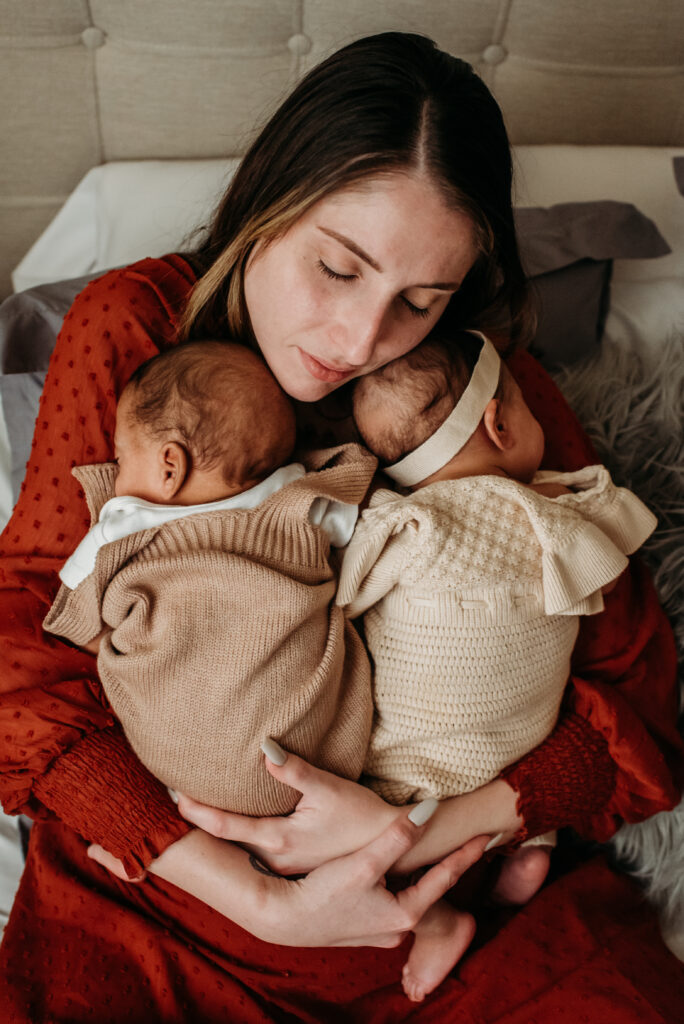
[337,330,656,1001]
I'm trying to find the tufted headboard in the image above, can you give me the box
[2,0,683,299]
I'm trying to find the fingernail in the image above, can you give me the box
[167,787,179,804]
[261,737,287,766]
[408,797,439,826]
[484,832,505,852]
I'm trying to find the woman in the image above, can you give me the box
[1,32,682,1023]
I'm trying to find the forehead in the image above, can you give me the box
[294,172,478,280]
[114,389,140,443]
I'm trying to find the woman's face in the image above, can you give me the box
[243,173,479,402]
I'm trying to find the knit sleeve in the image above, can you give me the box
[500,351,683,841]
[0,256,196,872]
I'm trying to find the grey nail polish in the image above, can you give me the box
[261,737,287,766]
[408,797,439,826]
[484,832,505,851]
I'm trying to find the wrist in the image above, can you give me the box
[393,779,522,873]
[148,829,304,943]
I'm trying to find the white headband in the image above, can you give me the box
[384,331,501,487]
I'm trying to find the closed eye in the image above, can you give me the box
[319,257,432,319]
[317,259,356,282]
[401,296,431,319]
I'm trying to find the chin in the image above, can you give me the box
[286,377,342,404]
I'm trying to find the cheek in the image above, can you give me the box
[247,255,321,348]
[372,322,430,371]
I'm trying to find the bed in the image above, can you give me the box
[1,0,683,954]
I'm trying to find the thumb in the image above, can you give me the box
[260,738,322,795]
[346,801,439,883]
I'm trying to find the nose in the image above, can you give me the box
[335,297,389,368]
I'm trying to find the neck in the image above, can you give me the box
[173,474,255,506]
[412,432,506,490]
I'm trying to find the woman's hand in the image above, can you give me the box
[177,745,399,874]
[143,812,489,947]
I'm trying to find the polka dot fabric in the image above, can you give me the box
[0,257,196,872]
[0,257,683,1019]
[2,823,683,1022]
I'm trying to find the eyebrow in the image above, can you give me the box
[317,226,461,291]
[318,227,382,271]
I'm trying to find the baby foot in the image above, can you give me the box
[491,846,551,906]
[401,903,475,1003]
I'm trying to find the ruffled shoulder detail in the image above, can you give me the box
[336,492,429,617]
[540,522,627,615]
[518,467,656,614]
[535,464,657,555]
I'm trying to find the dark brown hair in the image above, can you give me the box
[123,341,296,487]
[353,330,507,464]
[179,32,532,350]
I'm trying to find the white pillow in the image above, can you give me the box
[12,159,240,292]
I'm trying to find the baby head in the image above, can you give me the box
[352,331,544,489]
[114,340,296,504]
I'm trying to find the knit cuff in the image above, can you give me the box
[500,712,617,843]
[33,725,192,877]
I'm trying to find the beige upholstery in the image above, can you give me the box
[1,0,683,299]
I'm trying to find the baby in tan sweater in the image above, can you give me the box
[338,329,656,1001]
[44,339,376,818]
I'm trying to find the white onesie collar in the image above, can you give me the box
[59,463,357,590]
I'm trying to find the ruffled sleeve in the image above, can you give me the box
[537,464,658,555]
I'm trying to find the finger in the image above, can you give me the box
[399,835,490,919]
[337,931,411,949]
[177,793,260,840]
[86,844,146,883]
[176,792,286,850]
[347,806,434,884]
[260,743,326,796]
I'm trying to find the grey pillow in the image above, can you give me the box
[0,371,46,504]
[0,273,100,374]
[515,201,670,369]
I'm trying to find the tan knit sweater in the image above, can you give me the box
[336,466,656,804]
[44,444,376,816]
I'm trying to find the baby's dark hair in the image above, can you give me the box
[352,331,507,465]
[122,340,296,486]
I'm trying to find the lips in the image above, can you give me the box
[298,348,355,384]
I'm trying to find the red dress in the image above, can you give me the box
[1,256,682,1022]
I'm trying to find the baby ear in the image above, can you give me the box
[158,441,189,500]
[482,398,512,451]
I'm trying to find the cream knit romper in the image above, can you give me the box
[337,466,656,805]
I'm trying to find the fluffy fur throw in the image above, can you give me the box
[552,335,684,928]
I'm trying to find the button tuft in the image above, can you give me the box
[482,44,507,65]
[81,27,106,49]
[287,33,312,56]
